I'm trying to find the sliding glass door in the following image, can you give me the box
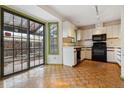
[30,21,44,67]
[1,9,45,76]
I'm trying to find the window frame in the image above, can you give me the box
[48,22,59,55]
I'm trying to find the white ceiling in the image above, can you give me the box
[8,5,59,22]
[47,5,122,26]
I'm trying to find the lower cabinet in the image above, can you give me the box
[107,49,121,65]
[85,48,92,59]
[80,48,120,65]
[107,50,116,62]
[115,48,121,66]
[63,47,76,66]
[81,48,92,60]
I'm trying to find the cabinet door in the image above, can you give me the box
[77,30,81,40]
[62,22,69,37]
[92,28,97,35]
[92,28,96,35]
[88,49,91,59]
[86,29,92,39]
[82,31,85,40]
[112,25,120,38]
[85,49,91,59]
[107,50,115,62]
[106,26,113,38]
[115,49,121,65]
[102,27,106,34]
[93,28,102,35]
[84,30,88,40]
[107,39,113,47]
[88,29,92,39]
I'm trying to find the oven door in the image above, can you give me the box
[92,47,107,62]
[93,48,106,55]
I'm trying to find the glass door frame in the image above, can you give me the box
[0,8,45,77]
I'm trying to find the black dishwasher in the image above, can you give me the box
[76,48,81,63]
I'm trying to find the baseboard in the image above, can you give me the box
[83,58,91,60]
[107,61,121,67]
[46,63,63,65]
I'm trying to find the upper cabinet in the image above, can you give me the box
[106,24,120,39]
[112,24,120,38]
[77,30,81,40]
[82,29,93,40]
[93,27,105,35]
[62,21,76,38]
[106,25,113,38]
[88,29,93,40]
[82,30,86,40]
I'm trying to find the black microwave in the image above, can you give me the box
[92,34,106,41]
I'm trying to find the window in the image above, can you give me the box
[48,22,59,54]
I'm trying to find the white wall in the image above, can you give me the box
[120,7,124,78]
[47,21,63,64]
[47,21,76,65]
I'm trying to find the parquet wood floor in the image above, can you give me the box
[0,60,124,88]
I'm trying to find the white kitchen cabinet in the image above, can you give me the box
[83,30,88,40]
[112,25,120,38]
[115,48,121,66]
[106,25,120,39]
[107,50,116,62]
[81,29,93,47]
[93,28,103,35]
[62,21,76,38]
[107,39,113,47]
[86,29,92,40]
[77,30,81,40]
[82,29,93,40]
[92,28,97,35]
[63,46,76,66]
[106,26,113,38]
[81,49,85,60]
[85,48,92,59]
[81,31,85,40]
[92,28,96,35]
[112,39,120,47]
[101,27,106,34]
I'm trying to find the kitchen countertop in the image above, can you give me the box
[74,46,91,49]
[63,44,121,49]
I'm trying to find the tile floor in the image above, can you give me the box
[0,60,124,88]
